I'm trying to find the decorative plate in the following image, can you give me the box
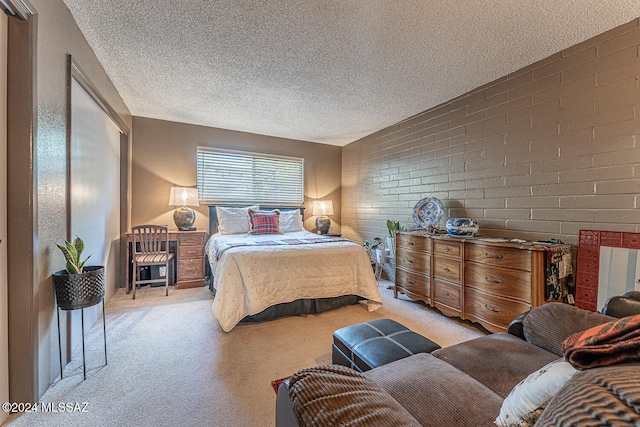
[412,197,444,228]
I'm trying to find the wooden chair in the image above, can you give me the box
[131,225,175,299]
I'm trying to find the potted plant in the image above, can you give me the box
[363,237,384,268]
[52,237,105,310]
[386,220,401,258]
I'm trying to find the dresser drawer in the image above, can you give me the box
[177,257,205,281]
[396,248,430,275]
[433,240,462,257]
[179,233,205,246]
[178,245,204,258]
[433,279,461,309]
[464,287,531,332]
[464,263,532,302]
[397,233,430,252]
[465,244,531,271]
[433,257,461,282]
[395,268,430,300]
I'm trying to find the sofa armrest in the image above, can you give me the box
[602,292,640,318]
[276,380,299,427]
[522,303,615,357]
[507,311,529,339]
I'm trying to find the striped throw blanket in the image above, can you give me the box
[211,235,349,260]
[562,313,640,370]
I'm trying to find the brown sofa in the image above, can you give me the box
[276,301,640,426]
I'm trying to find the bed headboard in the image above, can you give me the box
[208,206,305,235]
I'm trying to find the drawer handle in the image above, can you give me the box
[443,291,450,297]
[403,258,416,264]
[484,252,503,259]
[444,246,450,252]
[484,276,503,284]
[408,241,416,245]
[484,304,503,313]
[443,267,449,272]
[405,278,415,284]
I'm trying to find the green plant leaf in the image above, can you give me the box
[72,237,84,260]
[65,260,80,274]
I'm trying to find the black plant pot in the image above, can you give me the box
[52,266,105,310]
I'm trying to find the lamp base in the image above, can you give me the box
[174,206,196,230]
[315,216,331,234]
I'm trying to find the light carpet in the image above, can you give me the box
[3,281,486,427]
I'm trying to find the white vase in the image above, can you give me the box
[386,237,395,258]
[375,248,386,264]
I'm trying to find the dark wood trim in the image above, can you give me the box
[68,56,130,136]
[7,9,38,403]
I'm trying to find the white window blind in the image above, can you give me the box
[197,147,304,206]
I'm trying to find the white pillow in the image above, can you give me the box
[216,205,259,234]
[495,358,577,427]
[279,209,304,233]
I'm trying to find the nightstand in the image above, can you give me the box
[175,230,208,289]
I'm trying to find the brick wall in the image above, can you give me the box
[342,18,640,246]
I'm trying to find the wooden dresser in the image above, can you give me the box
[395,232,550,333]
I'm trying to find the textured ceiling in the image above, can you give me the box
[62,1,640,146]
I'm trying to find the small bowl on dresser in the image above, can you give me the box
[446,218,479,237]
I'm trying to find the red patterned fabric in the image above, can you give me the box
[248,209,280,234]
[562,313,640,370]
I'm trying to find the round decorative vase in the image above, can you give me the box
[446,218,479,237]
[174,206,196,230]
[52,266,105,310]
[315,216,331,234]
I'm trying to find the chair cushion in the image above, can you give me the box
[134,253,174,264]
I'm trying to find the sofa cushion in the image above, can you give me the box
[432,332,558,398]
[535,363,640,426]
[365,353,503,427]
[287,364,421,427]
[495,358,577,427]
[523,303,614,357]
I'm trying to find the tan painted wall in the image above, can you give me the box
[131,117,342,234]
[343,18,640,247]
[19,0,132,398]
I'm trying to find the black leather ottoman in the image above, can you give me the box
[332,318,441,372]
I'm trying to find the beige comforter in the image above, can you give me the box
[206,231,382,331]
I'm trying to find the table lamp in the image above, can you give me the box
[313,200,334,234]
[169,187,200,230]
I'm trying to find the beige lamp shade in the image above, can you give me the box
[169,187,199,230]
[312,200,334,216]
[169,187,200,207]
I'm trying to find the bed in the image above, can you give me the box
[206,206,382,331]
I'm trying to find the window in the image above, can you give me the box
[197,147,304,206]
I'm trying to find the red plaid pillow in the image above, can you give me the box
[248,209,281,234]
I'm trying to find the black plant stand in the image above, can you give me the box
[56,298,107,380]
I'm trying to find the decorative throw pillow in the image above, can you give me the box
[495,358,577,427]
[248,209,281,234]
[216,205,259,234]
[279,209,304,233]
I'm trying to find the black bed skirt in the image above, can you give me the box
[239,295,362,324]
